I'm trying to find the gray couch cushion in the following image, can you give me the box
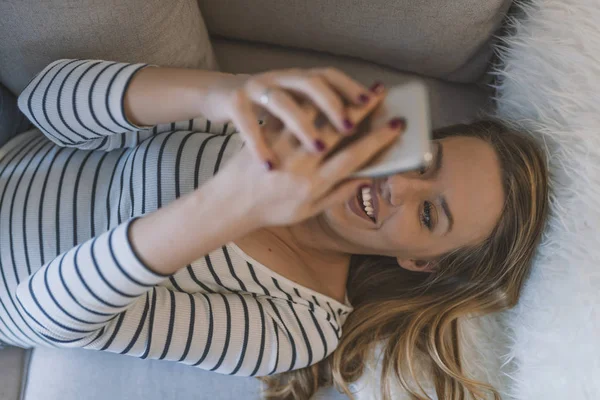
[213,39,492,129]
[0,0,217,95]
[23,347,348,400]
[0,347,28,400]
[199,0,512,83]
[0,84,30,147]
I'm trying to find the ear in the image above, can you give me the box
[396,257,435,273]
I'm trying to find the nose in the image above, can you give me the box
[382,173,432,207]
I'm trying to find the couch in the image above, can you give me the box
[0,0,513,399]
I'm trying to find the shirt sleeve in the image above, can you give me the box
[15,220,341,376]
[17,59,240,151]
[17,59,149,147]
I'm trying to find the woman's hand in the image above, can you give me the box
[124,64,385,166]
[128,114,401,276]
[200,68,383,166]
[212,106,405,227]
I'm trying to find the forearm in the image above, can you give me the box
[15,173,259,345]
[124,66,248,127]
[129,178,259,275]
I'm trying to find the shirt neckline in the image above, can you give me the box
[227,242,353,311]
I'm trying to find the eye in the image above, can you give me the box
[421,201,432,229]
[420,201,435,231]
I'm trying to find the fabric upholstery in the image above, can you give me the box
[212,39,492,129]
[0,0,217,95]
[23,347,348,400]
[199,0,513,83]
[0,347,28,400]
[0,84,30,147]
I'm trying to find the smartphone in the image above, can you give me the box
[325,81,433,178]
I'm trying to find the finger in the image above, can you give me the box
[272,127,300,160]
[249,86,323,153]
[316,68,372,106]
[313,179,372,211]
[230,90,278,169]
[318,120,404,183]
[298,102,343,149]
[346,91,387,128]
[275,74,352,134]
[278,102,320,149]
[282,120,341,175]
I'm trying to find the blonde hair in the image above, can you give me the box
[261,120,549,400]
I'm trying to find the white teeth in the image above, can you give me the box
[360,186,375,220]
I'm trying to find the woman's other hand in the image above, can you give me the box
[201,68,385,165]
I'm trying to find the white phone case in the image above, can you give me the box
[352,81,432,178]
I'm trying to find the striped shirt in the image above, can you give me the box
[0,59,352,376]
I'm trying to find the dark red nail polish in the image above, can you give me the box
[370,81,384,93]
[389,118,407,130]
[343,118,354,131]
[265,160,274,171]
[358,93,370,103]
[315,139,327,152]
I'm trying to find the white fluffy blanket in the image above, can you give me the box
[492,0,600,398]
[355,0,600,398]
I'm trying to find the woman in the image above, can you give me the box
[1,59,548,400]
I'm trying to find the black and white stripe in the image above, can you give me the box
[0,59,352,376]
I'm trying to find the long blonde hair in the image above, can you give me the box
[261,120,549,400]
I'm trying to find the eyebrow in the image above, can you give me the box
[431,142,443,176]
[431,143,454,233]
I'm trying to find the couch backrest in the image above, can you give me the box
[198,0,512,83]
[0,0,218,95]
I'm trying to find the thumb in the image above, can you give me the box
[314,179,371,211]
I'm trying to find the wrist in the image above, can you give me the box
[129,181,260,276]
[192,72,250,122]
[192,176,262,233]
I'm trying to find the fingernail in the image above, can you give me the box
[358,93,370,103]
[315,139,327,152]
[343,118,354,131]
[265,160,274,171]
[388,117,407,130]
[370,81,384,94]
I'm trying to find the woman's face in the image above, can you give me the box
[323,135,505,271]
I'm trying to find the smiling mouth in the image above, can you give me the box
[357,185,377,223]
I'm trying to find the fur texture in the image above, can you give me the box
[355,0,600,398]
[491,0,600,398]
